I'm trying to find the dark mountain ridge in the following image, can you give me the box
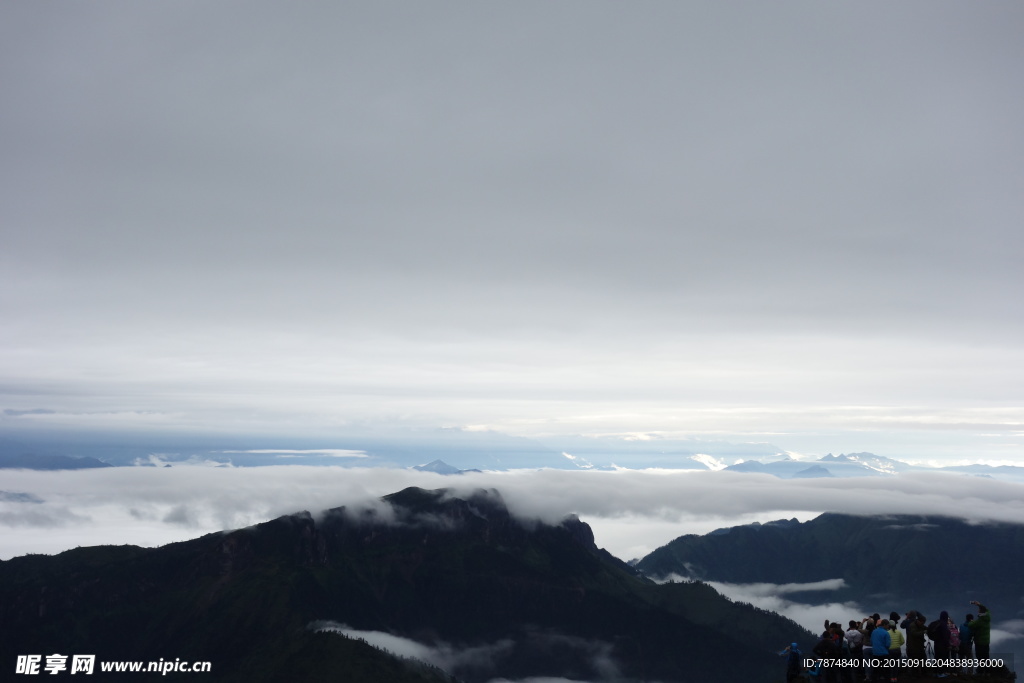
[0,487,810,682]
[638,512,1024,598]
[637,512,1024,666]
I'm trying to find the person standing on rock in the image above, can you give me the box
[870,620,892,682]
[903,613,927,679]
[959,613,975,660]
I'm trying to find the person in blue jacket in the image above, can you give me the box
[870,620,892,682]
[960,613,975,659]
[780,642,803,683]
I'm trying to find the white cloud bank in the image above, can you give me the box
[706,580,864,637]
[2,467,1024,562]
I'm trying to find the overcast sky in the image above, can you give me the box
[2,2,1022,461]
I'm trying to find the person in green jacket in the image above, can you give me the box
[888,620,905,659]
[969,601,991,672]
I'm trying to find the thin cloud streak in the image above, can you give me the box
[314,621,612,683]
[314,621,516,677]
[219,449,369,458]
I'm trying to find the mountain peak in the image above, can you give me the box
[411,459,464,475]
[792,464,834,478]
[383,485,507,520]
[690,453,727,471]
[0,486,811,682]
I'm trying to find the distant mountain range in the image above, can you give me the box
[722,451,913,477]
[722,451,1024,481]
[0,487,811,682]
[0,451,111,470]
[0,430,801,471]
[7,426,1023,486]
[411,452,1024,489]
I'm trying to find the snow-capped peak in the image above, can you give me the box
[690,454,727,471]
[562,452,594,470]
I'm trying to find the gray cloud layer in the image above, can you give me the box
[1,2,1022,456]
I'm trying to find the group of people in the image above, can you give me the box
[783,600,994,682]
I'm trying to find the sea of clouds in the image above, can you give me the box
[3,465,1023,561]
[6,464,1024,659]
